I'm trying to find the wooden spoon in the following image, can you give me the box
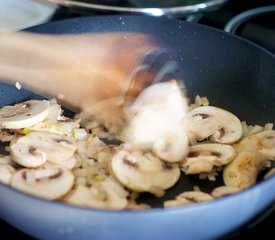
[0,31,176,126]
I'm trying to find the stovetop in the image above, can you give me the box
[1,0,274,238]
[50,0,275,54]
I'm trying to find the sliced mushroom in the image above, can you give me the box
[0,155,14,165]
[121,80,189,162]
[0,129,16,142]
[10,131,77,167]
[181,143,236,174]
[64,177,128,210]
[23,100,81,137]
[43,156,77,170]
[0,164,16,184]
[27,118,81,138]
[236,130,275,160]
[211,186,241,198]
[0,100,50,129]
[46,98,64,121]
[264,167,275,179]
[11,166,74,200]
[187,106,242,144]
[181,158,213,175]
[110,150,180,195]
[223,151,269,189]
[125,202,151,210]
[164,191,214,208]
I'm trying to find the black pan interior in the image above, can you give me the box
[0,15,274,208]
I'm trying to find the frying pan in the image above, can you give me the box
[0,15,275,240]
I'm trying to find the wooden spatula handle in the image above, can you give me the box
[0,31,172,125]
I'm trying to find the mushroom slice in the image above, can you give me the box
[10,131,77,168]
[181,143,236,174]
[0,100,50,129]
[181,158,213,175]
[211,186,241,198]
[64,177,128,210]
[264,167,275,179]
[187,106,242,144]
[46,98,64,121]
[223,151,269,189]
[164,191,214,208]
[58,156,77,170]
[43,156,77,170]
[0,155,14,165]
[11,166,74,200]
[0,164,16,184]
[121,80,189,162]
[0,129,16,142]
[236,130,275,160]
[110,150,180,195]
[27,117,81,138]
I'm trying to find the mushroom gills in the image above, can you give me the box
[10,131,77,168]
[110,150,180,195]
[187,106,242,144]
[181,143,236,174]
[63,177,129,210]
[11,166,74,200]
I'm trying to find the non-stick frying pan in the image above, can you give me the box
[0,15,274,240]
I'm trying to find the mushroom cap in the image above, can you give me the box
[187,106,242,144]
[121,80,189,162]
[211,186,241,198]
[182,159,214,174]
[0,164,16,185]
[182,143,236,174]
[64,177,129,210]
[11,166,74,200]
[110,150,180,194]
[10,131,77,167]
[236,130,275,160]
[223,151,268,189]
[0,100,50,129]
[164,191,214,208]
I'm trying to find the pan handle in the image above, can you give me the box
[224,5,275,34]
